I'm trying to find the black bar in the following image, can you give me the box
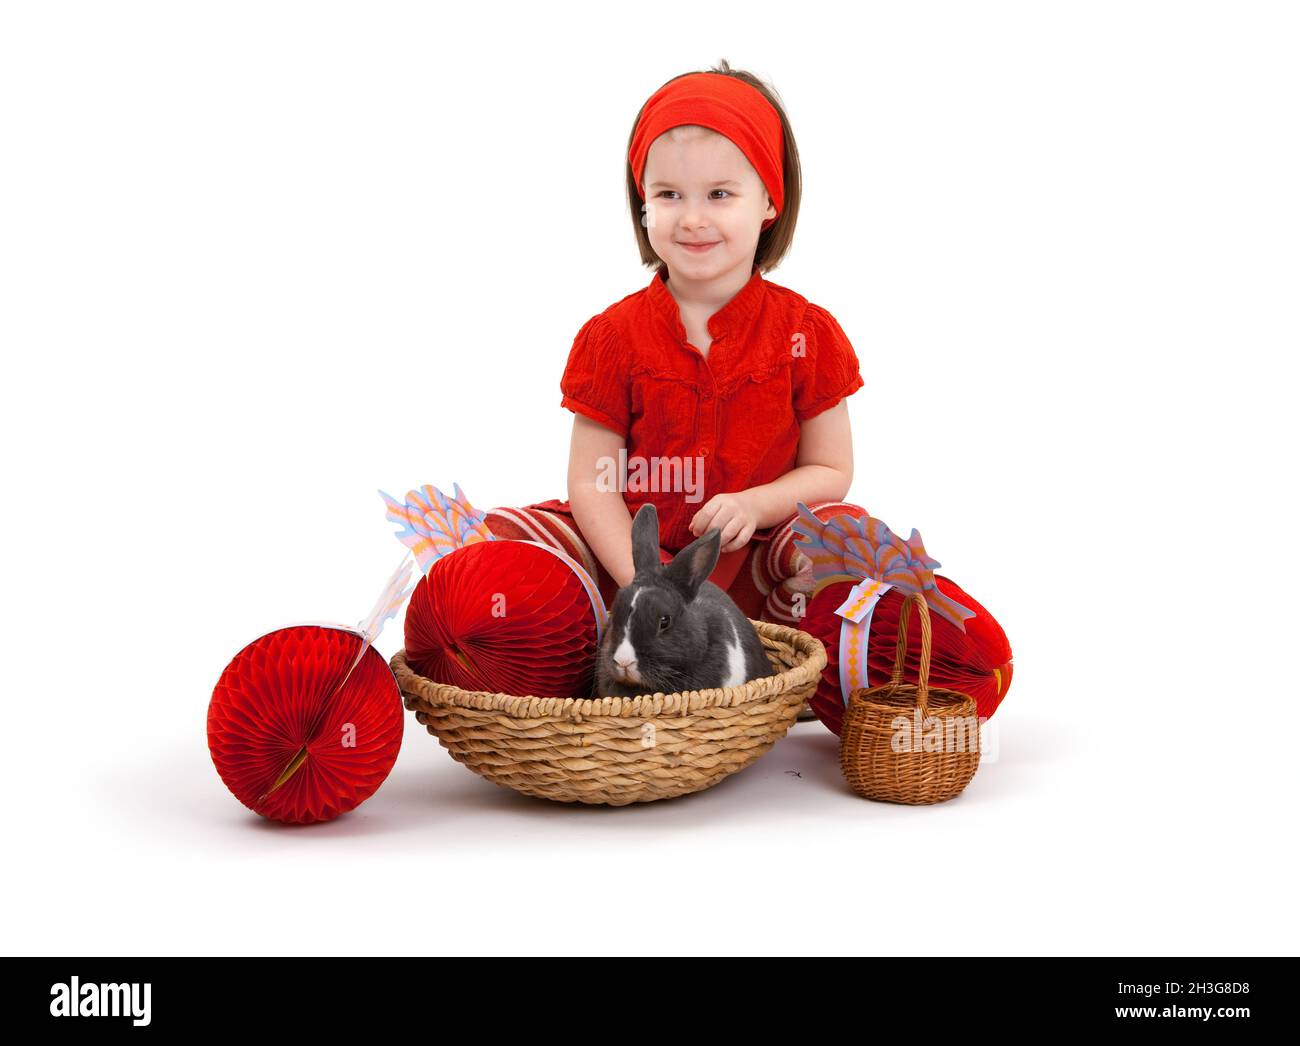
[2,957,1292,1033]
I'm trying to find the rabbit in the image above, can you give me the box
[594,502,776,698]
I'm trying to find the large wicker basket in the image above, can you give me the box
[390,619,827,806]
[840,592,981,804]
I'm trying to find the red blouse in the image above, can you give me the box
[558,262,864,553]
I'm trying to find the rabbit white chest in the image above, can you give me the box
[720,619,748,688]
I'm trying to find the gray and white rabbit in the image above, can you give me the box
[594,503,775,697]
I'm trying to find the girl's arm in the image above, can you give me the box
[740,400,855,528]
[567,415,637,588]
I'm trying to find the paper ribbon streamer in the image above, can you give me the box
[379,481,494,573]
[321,554,416,706]
[357,555,417,643]
[791,501,976,633]
[834,578,892,705]
[380,481,608,644]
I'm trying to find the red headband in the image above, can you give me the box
[629,72,785,231]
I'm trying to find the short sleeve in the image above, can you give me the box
[792,303,865,422]
[559,313,630,439]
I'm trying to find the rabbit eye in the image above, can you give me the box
[658,615,671,631]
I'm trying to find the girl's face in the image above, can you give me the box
[641,126,777,282]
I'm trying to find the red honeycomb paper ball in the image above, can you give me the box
[207,624,403,824]
[403,540,600,698]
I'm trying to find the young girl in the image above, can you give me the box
[488,60,869,627]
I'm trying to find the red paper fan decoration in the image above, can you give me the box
[208,624,404,824]
[803,575,1013,736]
[404,539,601,698]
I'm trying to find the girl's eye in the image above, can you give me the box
[654,190,731,199]
[658,615,671,630]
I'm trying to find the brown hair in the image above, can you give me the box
[625,59,801,274]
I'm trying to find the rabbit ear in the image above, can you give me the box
[631,503,661,575]
[663,527,721,602]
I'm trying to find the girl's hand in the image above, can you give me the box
[689,492,758,554]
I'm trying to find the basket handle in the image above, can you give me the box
[888,592,933,713]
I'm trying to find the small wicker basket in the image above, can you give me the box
[840,592,981,804]
[391,619,827,806]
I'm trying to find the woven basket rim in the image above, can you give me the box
[849,681,977,716]
[391,618,827,719]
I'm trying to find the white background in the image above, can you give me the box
[2,1,1296,956]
